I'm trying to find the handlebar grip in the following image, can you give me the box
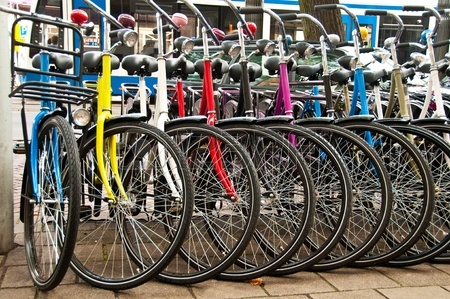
[109,29,119,38]
[152,24,173,34]
[238,6,264,14]
[315,4,338,11]
[278,13,298,21]
[192,38,203,46]
[433,39,450,48]
[396,42,411,48]
[360,47,375,53]
[402,6,425,11]
[336,41,353,47]
[365,10,387,16]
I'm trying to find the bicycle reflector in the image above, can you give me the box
[72,108,91,127]
[174,37,195,54]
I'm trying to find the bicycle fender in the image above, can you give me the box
[294,117,334,125]
[78,114,148,142]
[255,116,294,125]
[374,118,410,126]
[165,116,207,128]
[334,115,375,125]
[41,108,67,123]
[410,118,448,126]
[217,117,257,126]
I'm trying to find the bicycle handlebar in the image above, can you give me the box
[142,0,181,31]
[316,4,362,44]
[178,0,220,45]
[366,10,404,44]
[403,5,440,37]
[222,0,254,39]
[278,13,335,51]
[83,0,124,28]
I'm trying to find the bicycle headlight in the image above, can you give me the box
[72,108,91,127]
[119,29,138,48]
[174,37,195,55]
[256,39,276,56]
[221,41,241,58]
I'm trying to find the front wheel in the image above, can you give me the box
[23,115,81,291]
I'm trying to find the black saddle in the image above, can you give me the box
[228,62,262,83]
[194,58,229,79]
[264,56,297,75]
[363,69,388,84]
[330,69,354,84]
[165,56,195,79]
[82,51,120,73]
[32,52,73,71]
[296,63,323,78]
[121,54,158,76]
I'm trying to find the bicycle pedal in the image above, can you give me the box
[13,142,26,154]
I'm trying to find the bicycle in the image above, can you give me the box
[1,6,96,290]
[313,4,436,267]
[67,0,195,290]
[124,0,262,285]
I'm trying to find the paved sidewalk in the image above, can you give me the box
[4,133,450,299]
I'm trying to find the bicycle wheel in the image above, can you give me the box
[337,118,435,266]
[260,121,353,274]
[22,115,81,291]
[71,121,194,290]
[379,121,450,266]
[158,121,261,284]
[299,120,393,270]
[393,119,450,263]
[215,122,315,280]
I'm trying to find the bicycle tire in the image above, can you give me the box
[299,120,393,270]
[23,115,81,291]
[71,121,194,290]
[379,121,450,266]
[409,121,450,263]
[157,121,261,284]
[214,121,315,280]
[337,118,435,266]
[259,122,353,274]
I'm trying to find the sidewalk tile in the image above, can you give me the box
[310,289,385,299]
[2,265,34,288]
[36,284,115,299]
[376,264,450,287]
[378,286,450,299]
[116,279,193,299]
[0,287,35,299]
[318,267,398,291]
[262,272,334,296]
[4,246,27,266]
[190,279,267,299]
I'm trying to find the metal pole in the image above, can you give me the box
[0,0,15,254]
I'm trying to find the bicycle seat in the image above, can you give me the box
[228,62,262,83]
[121,54,158,76]
[82,51,120,73]
[363,69,387,85]
[165,56,195,79]
[263,56,296,75]
[330,68,354,84]
[296,63,323,78]
[194,57,229,79]
[31,52,73,72]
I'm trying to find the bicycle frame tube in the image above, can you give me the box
[197,28,238,201]
[96,53,128,202]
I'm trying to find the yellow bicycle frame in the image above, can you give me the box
[95,53,128,203]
